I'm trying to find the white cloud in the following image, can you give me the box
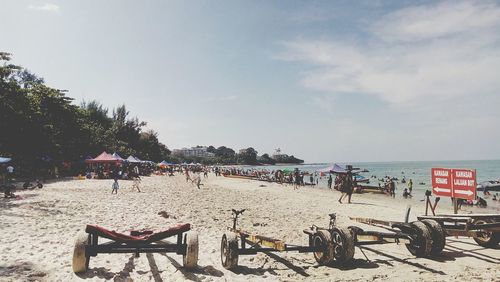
[372,1,500,43]
[28,3,60,13]
[276,1,500,110]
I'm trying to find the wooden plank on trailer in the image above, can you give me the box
[349,217,399,227]
[237,230,287,251]
[417,216,472,222]
[247,234,286,251]
[433,214,500,218]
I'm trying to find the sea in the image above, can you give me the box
[244,160,500,212]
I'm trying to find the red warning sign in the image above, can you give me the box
[431,168,476,200]
[452,169,476,200]
[431,168,452,197]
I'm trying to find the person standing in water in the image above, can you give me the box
[408,179,413,195]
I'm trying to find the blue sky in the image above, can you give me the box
[2,1,500,162]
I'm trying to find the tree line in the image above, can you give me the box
[0,52,170,174]
[170,146,304,165]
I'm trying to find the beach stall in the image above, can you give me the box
[85,152,123,178]
[112,152,125,161]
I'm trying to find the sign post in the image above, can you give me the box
[431,168,477,214]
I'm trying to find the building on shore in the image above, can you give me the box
[172,146,215,158]
[272,148,287,160]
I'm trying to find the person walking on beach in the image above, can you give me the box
[339,173,354,204]
[293,169,300,190]
[6,165,14,182]
[185,168,190,182]
[132,175,141,192]
[327,174,333,189]
[390,179,396,198]
[111,178,119,194]
[408,179,413,195]
[195,174,203,189]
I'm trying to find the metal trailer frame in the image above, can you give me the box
[72,225,198,274]
[351,212,500,249]
[220,210,439,270]
[417,214,500,247]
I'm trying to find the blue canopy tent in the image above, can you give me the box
[0,157,12,164]
[318,163,369,183]
[318,164,347,173]
[319,163,366,174]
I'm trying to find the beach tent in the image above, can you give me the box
[0,157,12,163]
[85,151,123,164]
[126,156,142,163]
[318,164,346,173]
[319,164,368,174]
[157,160,173,168]
[112,152,125,161]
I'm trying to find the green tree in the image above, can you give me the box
[237,147,258,165]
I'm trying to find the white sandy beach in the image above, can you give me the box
[1,174,499,281]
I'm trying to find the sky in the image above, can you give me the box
[1,0,500,163]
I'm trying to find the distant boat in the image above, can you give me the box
[477,180,500,192]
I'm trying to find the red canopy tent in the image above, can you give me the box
[85,151,123,164]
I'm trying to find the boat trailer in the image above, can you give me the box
[220,209,444,269]
[417,214,500,247]
[350,213,500,250]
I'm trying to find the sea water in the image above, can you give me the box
[246,160,500,212]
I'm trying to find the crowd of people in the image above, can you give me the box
[4,160,499,210]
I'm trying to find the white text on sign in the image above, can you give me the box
[455,171,473,178]
[434,170,449,177]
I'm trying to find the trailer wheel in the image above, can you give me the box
[472,219,500,248]
[221,233,239,269]
[330,227,355,265]
[183,231,199,268]
[312,230,334,265]
[72,232,90,273]
[406,221,432,257]
[421,219,446,255]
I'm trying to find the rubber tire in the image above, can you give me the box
[405,221,432,257]
[72,232,90,273]
[183,231,199,268]
[312,230,334,265]
[472,219,500,248]
[221,233,239,269]
[421,219,446,256]
[330,227,355,266]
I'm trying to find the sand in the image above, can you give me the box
[0,174,498,281]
